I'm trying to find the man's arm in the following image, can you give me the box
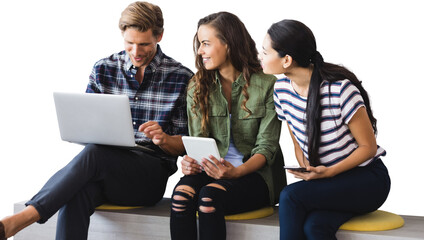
[139,121,185,156]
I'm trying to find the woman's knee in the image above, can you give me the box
[171,185,196,213]
[303,219,338,240]
[303,211,348,240]
[279,184,299,205]
[198,184,226,214]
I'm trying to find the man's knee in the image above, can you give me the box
[78,144,105,161]
[82,144,105,154]
[75,144,115,168]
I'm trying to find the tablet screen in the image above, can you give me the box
[182,136,221,165]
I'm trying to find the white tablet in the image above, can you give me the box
[182,136,221,165]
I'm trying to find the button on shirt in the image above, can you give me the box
[86,45,193,143]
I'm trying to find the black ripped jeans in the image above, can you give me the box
[170,171,270,240]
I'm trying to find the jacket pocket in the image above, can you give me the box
[208,106,228,137]
[237,105,265,140]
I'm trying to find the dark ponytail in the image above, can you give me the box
[306,51,324,166]
[268,20,377,166]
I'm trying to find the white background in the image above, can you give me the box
[1,0,423,228]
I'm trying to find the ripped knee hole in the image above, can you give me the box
[172,187,196,212]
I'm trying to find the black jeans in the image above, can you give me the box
[170,171,270,240]
[26,144,172,240]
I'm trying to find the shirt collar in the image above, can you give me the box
[124,44,164,72]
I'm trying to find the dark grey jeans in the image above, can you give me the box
[26,144,173,240]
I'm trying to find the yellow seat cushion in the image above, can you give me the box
[339,210,404,231]
[96,203,143,210]
[196,207,274,220]
[224,207,274,220]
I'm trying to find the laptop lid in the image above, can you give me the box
[53,92,137,147]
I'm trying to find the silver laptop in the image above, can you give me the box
[53,92,154,152]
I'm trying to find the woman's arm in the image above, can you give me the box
[290,107,377,180]
[325,107,377,176]
[287,123,309,167]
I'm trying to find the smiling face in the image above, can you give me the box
[123,28,162,68]
[196,24,230,70]
[259,34,285,75]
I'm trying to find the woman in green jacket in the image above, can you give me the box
[170,12,286,240]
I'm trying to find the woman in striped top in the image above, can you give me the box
[259,19,391,240]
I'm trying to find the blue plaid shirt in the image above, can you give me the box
[86,45,193,144]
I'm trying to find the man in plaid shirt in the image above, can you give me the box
[0,2,193,240]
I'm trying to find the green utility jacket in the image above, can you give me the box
[186,71,286,204]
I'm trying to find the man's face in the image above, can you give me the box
[123,28,163,68]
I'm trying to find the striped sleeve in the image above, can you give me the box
[339,81,365,124]
[273,89,286,121]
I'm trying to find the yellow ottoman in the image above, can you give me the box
[196,207,274,220]
[96,203,143,210]
[340,210,404,231]
[225,207,274,221]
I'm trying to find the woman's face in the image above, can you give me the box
[197,24,230,70]
[259,34,284,75]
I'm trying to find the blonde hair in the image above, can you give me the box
[119,1,164,37]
